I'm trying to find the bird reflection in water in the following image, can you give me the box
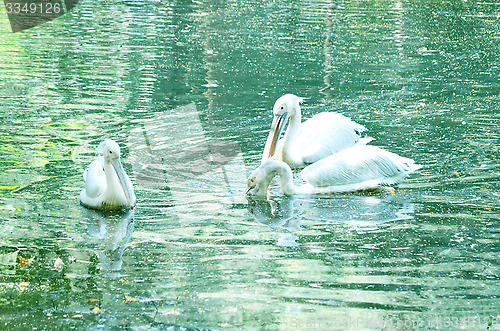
[246,196,304,247]
[84,209,135,276]
[247,193,417,245]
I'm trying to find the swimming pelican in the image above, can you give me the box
[261,94,373,168]
[80,139,136,210]
[248,145,422,196]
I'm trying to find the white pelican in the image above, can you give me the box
[248,145,422,196]
[80,139,136,210]
[261,94,373,168]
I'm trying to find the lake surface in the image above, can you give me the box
[0,0,499,329]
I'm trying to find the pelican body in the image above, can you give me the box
[262,94,372,168]
[80,139,136,210]
[248,145,422,196]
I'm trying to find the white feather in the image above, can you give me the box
[248,145,422,196]
[83,159,106,198]
[292,112,372,164]
[262,94,372,168]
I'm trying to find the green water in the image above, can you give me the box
[0,0,499,329]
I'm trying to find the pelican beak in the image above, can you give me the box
[261,112,288,163]
[110,158,135,210]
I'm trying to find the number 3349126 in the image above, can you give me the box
[5,2,62,14]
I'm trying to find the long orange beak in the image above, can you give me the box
[261,112,288,163]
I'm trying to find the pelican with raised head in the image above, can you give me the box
[80,139,136,210]
[249,145,422,196]
[261,94,373,168]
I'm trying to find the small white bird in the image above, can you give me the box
[248,145,422,196]
[80,139,136,210]
[261,94,372,168]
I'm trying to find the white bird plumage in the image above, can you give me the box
[261,94,372,168]
[80,139,136,210]
[248,145,422,196]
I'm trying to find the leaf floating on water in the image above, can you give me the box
[91,307,100,314]
[85,298,100,303]
[18,256,35,269]
[124,295,140,302]
[18,282,30,291]
[54,257,64,272]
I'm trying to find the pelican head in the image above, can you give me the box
[261,94,304,162]
[272,94,303,118]
[98,138,121,161]
[246,157,281,196]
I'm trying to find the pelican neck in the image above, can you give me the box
[281,105,303,166]
[273,161,298,195]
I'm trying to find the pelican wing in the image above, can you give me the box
[83,159,106,198]
[301,145,422,188]
[294,112,370,164]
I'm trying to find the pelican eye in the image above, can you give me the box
[247,177,256,188]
